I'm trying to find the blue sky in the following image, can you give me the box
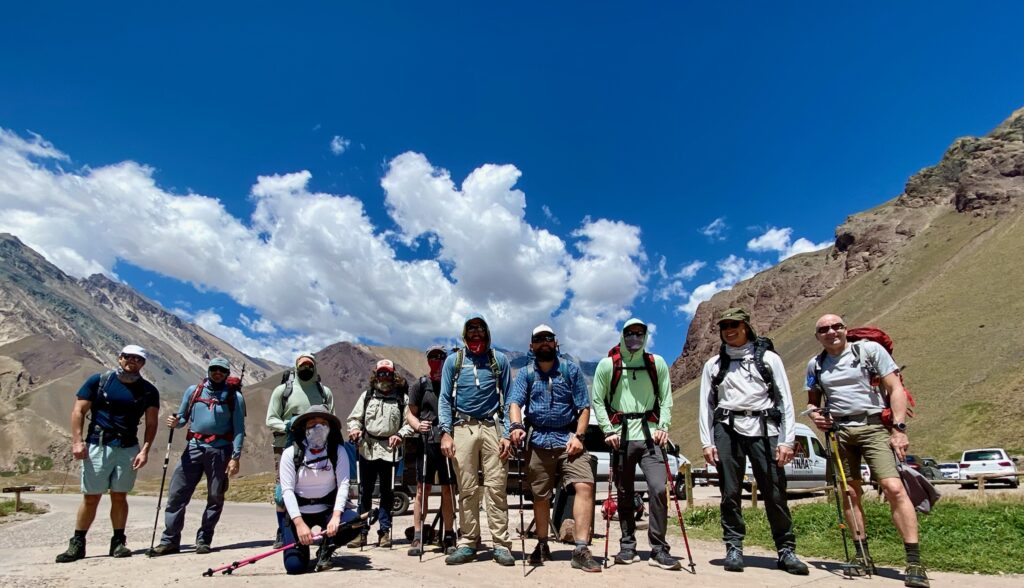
[1,2,1022,364]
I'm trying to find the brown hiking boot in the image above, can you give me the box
[378,530,392,548]
[904,563,930,588]
[347,533,367,549]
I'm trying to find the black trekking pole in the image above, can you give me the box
[516,444,526,577]
[660,444,696,573]
[418,434,429,562]
[147,425,175,555]
[445,456,459,555]
[389,445,399,550]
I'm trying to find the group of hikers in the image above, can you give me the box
[52,309,929,587]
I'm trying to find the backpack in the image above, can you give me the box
[708,336,782,424]
[182,378,243,424]
[450,348,505,419]
[604,344,660,422]
[813,326,916,426]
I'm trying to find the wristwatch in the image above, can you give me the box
[893,421,907,433]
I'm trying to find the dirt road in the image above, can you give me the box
[1,493,1019,587]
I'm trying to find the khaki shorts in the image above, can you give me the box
[831,423,899,482]
[527,446,595,500]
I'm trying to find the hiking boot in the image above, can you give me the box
[571,546,602,573]
[378,530,392,548]
[55,536,85,563]
[846,556,876,576]
[493,547,515,567]
[613,548,640,565]
[777,548,809,575]
[272,527,284,550]
[442,531,457,555]
[194,541,212,555]
[109,537,132,558]
[147,543,179,557]
[445,546,476,565]
[314,545,336,572]
[904,563,930,588]
[649,550,682,571]
[407,539,423,556]
[347,533,367,549]
[724,545,744,572]
[528,541,552,565]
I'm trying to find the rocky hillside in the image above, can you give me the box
[669,107,1024,462]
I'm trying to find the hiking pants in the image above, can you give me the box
[714,422,795,550]
[357,458,395,533]
[616,440,669,554]
[160,443,231,546]
[452,418,511,550]
[279,508,360,575]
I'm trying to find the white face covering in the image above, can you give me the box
[624,333,645,352]
[305,423,330,450]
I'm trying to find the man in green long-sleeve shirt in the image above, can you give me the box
[591,318,680,571]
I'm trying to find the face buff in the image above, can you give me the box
[305,424,329,451]
[116,366,141,383]
[623,332,645,353]
[467,341,486,354]
[428,358,444,381]
[297,366,315,381]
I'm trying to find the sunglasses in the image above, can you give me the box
[375,370,395,379]
[427,353,446,361]
[816,323,846,335]
[120,354,145,363]
[465,325,486,333]
[209,367,230,375]
[532,334,556,343]
[623,331,645,338]
[719,320,743,330]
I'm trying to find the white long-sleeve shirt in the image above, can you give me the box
[279,444,352,520]
[698,343,796,449]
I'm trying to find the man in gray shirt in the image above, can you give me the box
[804,314,927,588]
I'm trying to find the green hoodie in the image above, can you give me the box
[265,351,335,447]
[591,318,673,441]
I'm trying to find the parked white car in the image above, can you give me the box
[937,462,960,480]
[959,448,1019,488]
[728,423,830,491]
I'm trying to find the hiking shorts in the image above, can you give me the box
[81,443,139,494]
[832,424,899,482]
[527,446,595,501]
[415,442,455,485]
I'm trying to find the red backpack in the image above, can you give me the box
[604,344,660,424]
[816,326,916,426]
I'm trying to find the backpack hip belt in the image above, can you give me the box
[187,430,235,444]
[86,425,135,447]
[713,407,781,438]
[295,489,338,507]
[610,411,658,449]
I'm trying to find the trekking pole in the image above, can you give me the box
[148,425,175,555]
[389,445,398,550]
[418,434,429,563]
[445,456,459,554]
[356,439,364,552]
[602,449,617,568]
[660,444,696,574]
[516,444,526,577]
[821,430,852,567]
[828,429,871,578]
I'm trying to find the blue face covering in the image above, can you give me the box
[624,333,645,352]
[305,424,330,451]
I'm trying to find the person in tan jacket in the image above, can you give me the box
[346,360,413,548]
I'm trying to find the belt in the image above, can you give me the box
[295,489,338,507]
[835,413,883,425]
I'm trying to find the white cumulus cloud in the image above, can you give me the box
[677,255,771,317]
[747,226,831,260]
[329,135,351,155]
[700,217,728,242]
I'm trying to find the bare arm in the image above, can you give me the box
[71,399,91,460]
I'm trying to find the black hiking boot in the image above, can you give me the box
[55,536,85,563]
[528,541,552,565]
[272,527,284,550]
[109,536,132,558]
[571,546,602,573]
[723,544,744,572]
[314,544,336,572]
[194,540,212,555]
[777,548,809,575]
[407,538,423,556]
[649,550,682,571]
[442,531,457,555]
[904,563,930,588]
[846,556,876,576]
[613,548,640,565]
[147,543,179,557]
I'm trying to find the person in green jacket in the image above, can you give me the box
[265,351,335,548]
[591,318,680,571]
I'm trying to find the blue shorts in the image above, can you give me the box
[81,444,140,494]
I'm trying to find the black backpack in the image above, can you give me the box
[708,336,782,423]
[279,368,328,410]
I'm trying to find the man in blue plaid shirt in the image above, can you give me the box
[508,324,600,573]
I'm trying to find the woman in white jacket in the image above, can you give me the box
[279,405,362,574]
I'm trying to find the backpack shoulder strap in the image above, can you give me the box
[183,379,207,423]
[752,338,780,407]
[360,389,372,432]
[488,349,505,415]
[643,352,661,416]
[709,343,729,407]
[813,349,829,396]
[606,352,624,415]
[281,369,294,407]
[522,363,537,416]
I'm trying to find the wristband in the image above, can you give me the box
[509,422,526,432]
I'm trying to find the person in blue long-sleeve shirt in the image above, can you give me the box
[439,314,515,566]
[150,357,246,555]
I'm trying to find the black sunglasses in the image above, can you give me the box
[120,354,145,363]
[816,323,846,335]
[209,367,230,374]
[532,334,556,343]
[375,370,395,378]
[719,320,743,329]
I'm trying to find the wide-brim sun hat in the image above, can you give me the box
[289,404,341,438]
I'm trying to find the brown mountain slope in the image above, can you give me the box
[669,107,1024,463]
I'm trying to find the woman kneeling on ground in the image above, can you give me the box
[279,405,362,574]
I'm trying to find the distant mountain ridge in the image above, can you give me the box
[668,106,1024,462]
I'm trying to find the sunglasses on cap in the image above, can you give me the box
[531,334,555,343]
[120,354,145,363]
[719,320,743,330]
[209,366,230,374]
[816,322,846,335]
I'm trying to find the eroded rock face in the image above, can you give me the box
[670,107,1024,388]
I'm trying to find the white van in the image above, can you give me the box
[736,423,828,491]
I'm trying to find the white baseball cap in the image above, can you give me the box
[375,359,395,373]
[532,324,556,337]
[120,345,147,360]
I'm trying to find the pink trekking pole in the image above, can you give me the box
[203,534,323,576]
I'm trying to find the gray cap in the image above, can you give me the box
[208,357,231,371]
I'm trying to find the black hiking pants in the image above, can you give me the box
[714,422,795,551]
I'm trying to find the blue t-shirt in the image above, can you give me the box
[77,372,160,447]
